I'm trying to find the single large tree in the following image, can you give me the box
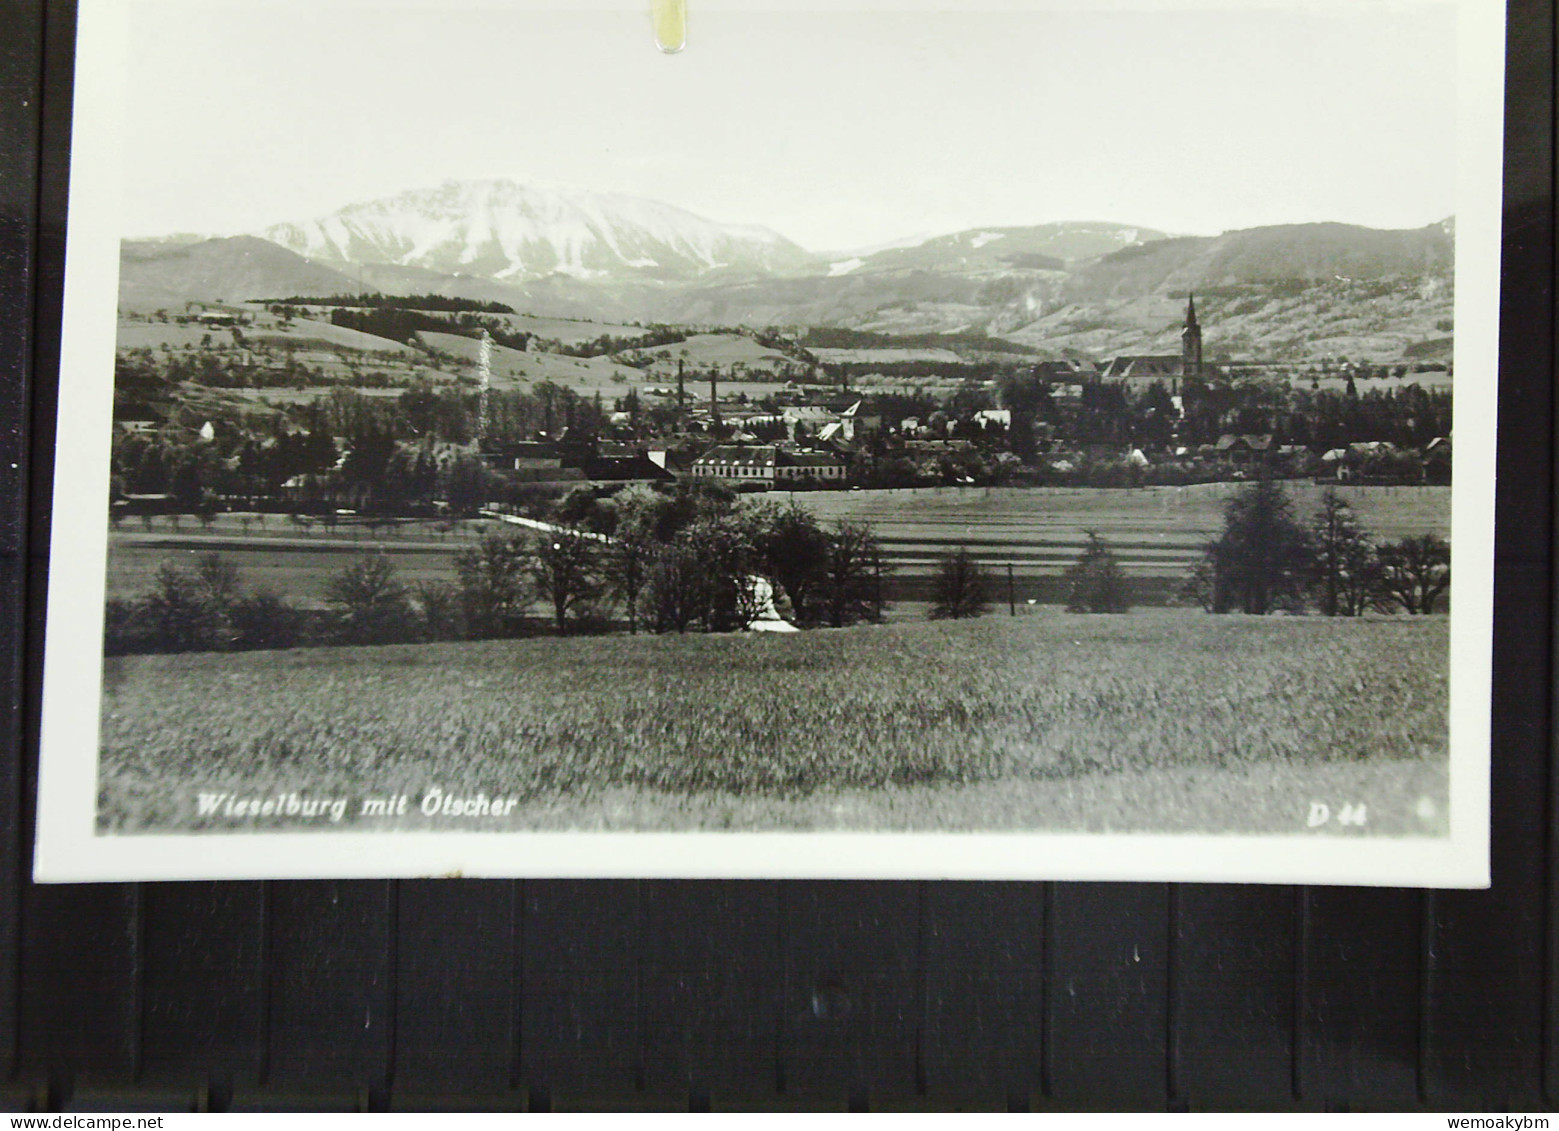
[412,580,464,642]
[820,520,889,627]
[193,552,242,613]
[601,522,654,635]
[680,516,763,632]
[228,589,303,651]
[453,531,530,637]
[1064,532,1131,614]
[530,530,603,634]
[1197,479,1314,614]
[441,454,491,515]
[144,560,219,652]
[599,484,666,634]
[191,552,244,649]
[930,547,990,620]
[643,539,706,634]
[1310,489,1379,616]
[748,501,831,625]
[324,554,415,644]
[1373,534,1451,614]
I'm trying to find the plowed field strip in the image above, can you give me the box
[879,539,1203,552]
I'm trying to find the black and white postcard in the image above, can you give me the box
[34,0,1503,883]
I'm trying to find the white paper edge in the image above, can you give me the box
[33,0,1501,886]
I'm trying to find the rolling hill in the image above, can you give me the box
[619,332,806,377]
[1061,221,1455,302]
[119,181,1457,364]
[1002,279,1455,364]
[118,236,360,312]
[829,221,1173,276]
[414,330,644,388]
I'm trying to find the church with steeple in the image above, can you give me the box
[1181,293,1202,385]
[1098,293,1208,395]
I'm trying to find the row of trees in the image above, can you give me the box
[106,484,891,653]
[105,472,1450,653]
[264,293,517,314]
[109,376,621,509]
[988,370,1452,456]
[925,533,1133,621]
[924,484,1448,622]
[106,555,307,655]
[1185,482,1450,616]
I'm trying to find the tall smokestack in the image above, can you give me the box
[710,366,720,424]
[677,359,686,409]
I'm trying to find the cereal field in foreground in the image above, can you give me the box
[97,612,1449,835]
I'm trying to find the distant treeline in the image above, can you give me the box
[263,293,516,313]
[332,307,464,343]
[329,307,533,353]
[801,326,1036,356]
[557,326,687,358]
[831,359,1026,382]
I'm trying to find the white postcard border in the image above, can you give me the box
[34,0,1501,885]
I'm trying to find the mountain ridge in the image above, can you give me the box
[118,183,1455,363]
[259,178,818,285]
[119,235,362,310]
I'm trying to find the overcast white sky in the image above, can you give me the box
[118,0,1457,251]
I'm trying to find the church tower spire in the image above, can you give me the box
[1180,292,1203,392]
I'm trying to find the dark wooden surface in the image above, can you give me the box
[0,0,1553,1111]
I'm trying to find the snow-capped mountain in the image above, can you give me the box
[259,179,818,284]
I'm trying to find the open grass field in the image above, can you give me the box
[479,312,647,345]
[116,321,234,350]
[1002,286,1457,367]
[116,313,650,402]
[224,307,650,349]
[105,516,488,604]
[417,330,644,392]
[227,385,421,407]
[118,315,418,355]
[248,317,420,354]
[107,540,467,606]
[797,483,1450,600]
[808,347,965,365]
[631,333,801,376]
[97,613,1449,836]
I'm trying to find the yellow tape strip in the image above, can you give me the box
[652,0,686,52]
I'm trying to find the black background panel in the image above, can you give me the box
[0,0,1553,1111]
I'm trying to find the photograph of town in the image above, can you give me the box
[75,0,1471,850]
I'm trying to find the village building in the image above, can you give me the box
[1036,359,1100,382]
[733,400,876,446]
[1098,355,1183,387]
[690,444,847,486]
[478,439,592,472]
[579,450,675,482]
[477,439,671,483]
[780,451,849,482]
[1099,295,1206,394]
[1213,432,1274,464]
